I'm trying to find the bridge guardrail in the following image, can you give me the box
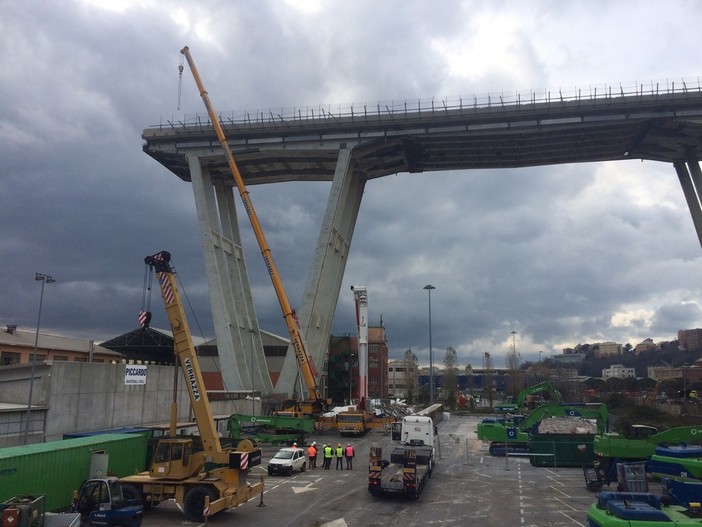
[151,76,702,130]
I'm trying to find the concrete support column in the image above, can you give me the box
[187,154,273,394]
[274,147,365,398]
[675,157,702,250]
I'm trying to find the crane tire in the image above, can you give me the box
[184,486,217,523]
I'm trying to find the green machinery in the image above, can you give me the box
[494,381,563,413]
[229,414,315,445]
[594,424,702,483]
[647,444,702,481]
[587,478,702,526]
[477,402,609,456]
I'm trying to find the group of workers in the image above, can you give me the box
[305,440,355,470]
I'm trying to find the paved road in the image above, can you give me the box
[141,414,608,527]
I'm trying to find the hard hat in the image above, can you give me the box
[312,441,316,445]
[293,442,297,446]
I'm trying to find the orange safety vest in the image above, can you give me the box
[345,445,354,457]
[308,445,317,458]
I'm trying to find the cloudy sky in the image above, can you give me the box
[3,1,702,371]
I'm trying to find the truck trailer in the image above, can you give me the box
[368,415,436,498]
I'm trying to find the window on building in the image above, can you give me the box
[264,345,288,357]
[1,352,20,365]
[28,353,46,362]
[74,357,87,362]
[53,356,68,361]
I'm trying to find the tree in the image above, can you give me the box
[443,347,458,409]
[505,338,520,398]
[465,364,474,394]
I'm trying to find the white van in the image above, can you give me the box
[267,447,307,476]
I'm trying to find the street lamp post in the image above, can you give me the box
[424,285,436,404]
[24,272,55,445]
[510,331,518,396]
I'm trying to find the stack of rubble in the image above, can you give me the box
[537,416,598,435]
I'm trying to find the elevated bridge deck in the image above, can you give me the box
[144,81,702,185]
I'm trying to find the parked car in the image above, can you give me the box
[267,447,307,476]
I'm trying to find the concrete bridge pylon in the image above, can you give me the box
[186,145,362,399]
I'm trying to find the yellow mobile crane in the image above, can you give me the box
[180,46,325,416]
[120,251,264,522]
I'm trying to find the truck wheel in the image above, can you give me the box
[184,486,217,523]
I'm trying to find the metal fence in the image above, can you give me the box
[153,76,702,129]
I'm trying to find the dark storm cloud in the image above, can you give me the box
[2,0,702,370]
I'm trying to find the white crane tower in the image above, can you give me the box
[351,285,368,409]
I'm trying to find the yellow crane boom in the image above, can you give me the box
[145,250,221,453]
[180,46,320,402]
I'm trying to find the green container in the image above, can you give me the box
[0,433,148,512]
[528,433,596,467]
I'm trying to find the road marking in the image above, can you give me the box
[558,509,587,526]
[319,519,348,527]
[550,486,573,498]
[291,484,316,494]
[553,495,584,511]
[518,462,526,525]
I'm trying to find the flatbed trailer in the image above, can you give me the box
[368,446,433,498]
[368,415,436,499]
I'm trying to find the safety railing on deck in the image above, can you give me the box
[151,77,702,130]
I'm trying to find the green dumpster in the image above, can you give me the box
[528,433,596,467]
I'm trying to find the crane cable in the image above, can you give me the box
[139,262,153,328]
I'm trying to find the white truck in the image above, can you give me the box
[368,415,436,498]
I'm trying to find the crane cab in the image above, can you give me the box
[149,438,194,479]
